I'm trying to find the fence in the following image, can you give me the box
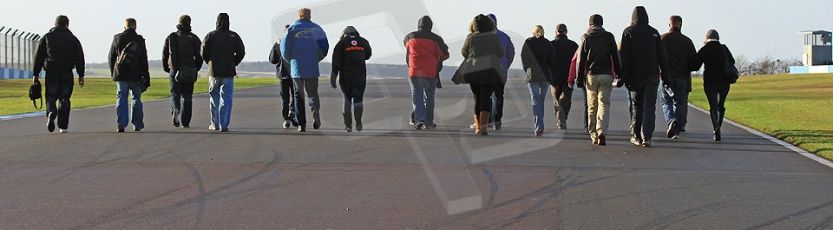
[0,26,40,79]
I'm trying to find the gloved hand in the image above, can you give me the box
[436,79,443,89]
[331,72,338,89]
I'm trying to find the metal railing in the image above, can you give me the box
[0,26,40,79]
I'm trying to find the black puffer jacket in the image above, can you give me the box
[33,26,85,78]
[163,27,203,73]
[577,26,620,84]
[202,13,245,78]
[460,14,504,85]
[620,6,668,88]
[108,29,149,82]
[521,36,553,83]
[332,26,372,81]
[661,28,699,80]
[269,42,291,79]
[551,34,578,87]
[695,41,735,85]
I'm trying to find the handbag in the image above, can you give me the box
[28,80,43,110]
[722,45,739,84]
[175,65,198,83]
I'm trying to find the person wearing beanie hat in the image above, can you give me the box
[484,13,515,130]
[577,14,622,145]
[550,23,579,130]
[203,13,246,132]
[660,15,699,140]
[694,29,735,141]
[163,15,203,129]
[619,6,668,147]
[32,15,86,133]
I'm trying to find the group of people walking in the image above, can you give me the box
[30,6,737,147]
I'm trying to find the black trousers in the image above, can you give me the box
[45,74,74,129]
[704,83,731,132]
[490,83,505,124]
[169,72,195,126]
[628,80,659,140]
[340,78,367,127]
[551,83,573,128]
[470,84,494,114]
[279,78,295,121]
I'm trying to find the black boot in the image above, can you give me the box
[343,113,352,133]
[355,103,363,132]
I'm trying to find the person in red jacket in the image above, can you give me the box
[403,16,449,129]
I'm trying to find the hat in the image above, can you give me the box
[706,29,720,41]
[589,14,603,26]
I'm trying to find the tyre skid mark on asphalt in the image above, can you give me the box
[742,199,833,230]
[632,202,734,230]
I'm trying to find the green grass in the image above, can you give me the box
[1,71,277,116]
[690,74,833,161]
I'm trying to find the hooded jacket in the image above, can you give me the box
[162,23,203,73]
[661,28,699,83]
[577,26,621,86]
[281,18,329,78]
[403,16,450,78]
[695,41,735,85]
[33,25,85,79]
[521,36,553,83]
[108,29,150,82]
[269,42,291,79]
[331,26,372,82]
[487,14,515,74]
[459,14,504,85]
[551,34,579,87]
[202,13,246,78]
[620,6,668,89]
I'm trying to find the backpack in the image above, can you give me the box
[173,34,198,83]
[116,41,141,74]
[722,45,739,84]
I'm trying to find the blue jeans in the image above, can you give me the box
[209,77,235,129]
[116,81,144,129]
[409,77,437,125]
[660,78,690,129]
[527,81,549,131]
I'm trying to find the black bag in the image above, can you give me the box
[116,41,141,74]
[28,80,43,110]
[723,45,739,84]
[175,65,198,83]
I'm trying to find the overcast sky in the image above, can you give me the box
[1,0,830,66]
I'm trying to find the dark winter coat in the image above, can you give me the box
[202,13,246,78]
[619,6,668,89]
[459,14,504,85]
[521,36,553,83]
[332,27,372,82]
[162,28,203,73]
[661,29,699,79]
[551,34,579,87]
[695,41,736,85]
[108,29,150,82]
[577,26,620,87]
[33,26,85,78]
[403,16,450,78]
[269,42,291,79]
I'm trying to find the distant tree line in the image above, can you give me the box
[731,55,802,76]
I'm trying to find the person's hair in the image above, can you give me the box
[670,15,683,27]
[298,8,311,19]
[125,18,137,29]
[556,24,567,34]
[532,25,544,38]
[55,15,70,27]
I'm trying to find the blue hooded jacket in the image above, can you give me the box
[487,14,515,73]
[281,19,329,78]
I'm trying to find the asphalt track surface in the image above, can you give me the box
[1,79,832,229]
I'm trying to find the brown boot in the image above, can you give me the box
[473,114,481,135]
[479,112,490,136]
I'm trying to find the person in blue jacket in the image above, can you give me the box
[281,8,329,133]
[486,13,515,130]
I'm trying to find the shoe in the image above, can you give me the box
[173,120,181,128]
[134,128,142,132]
[666,120,678,139]
[313,120,321,130]
[283,120,292,129]
[47,112,56,133]
[534,129,544,137]
[641,139,653,148]
[209,125,219,131]
[671,135,679,140]
[630,137,642,146]
[714,131,722,141]
[598,134,607,146]
[345,127,352,133]
[355,122,363,132]
[59,129,68,133]
[182,125,190,129]
[494,121,502,130]
[290,118,299,128]
[298,126,306,133]
[470,124,477,129]
[558,126,567,130]
[679,128,686,133]
[220,128,230,132]
[592,137,599,145]
[415,122,426,130]
[117,127,125,133]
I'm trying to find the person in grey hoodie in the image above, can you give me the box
[202,13,245,132]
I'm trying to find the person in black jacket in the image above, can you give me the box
[270,24,297,129]
[163,15,203,129]
[660,16,699,139]
[694,30,735,141]
[458,14,504,136]
[550,24,579,130]
[577,14,622,145]
[32,15,85,133]
[331,26,372,133]
[521,25,553,137]
[619,6,668,147]
[202,13,245,132]
[108,18,150,133]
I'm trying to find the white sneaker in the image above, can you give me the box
[59,129,69,133]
